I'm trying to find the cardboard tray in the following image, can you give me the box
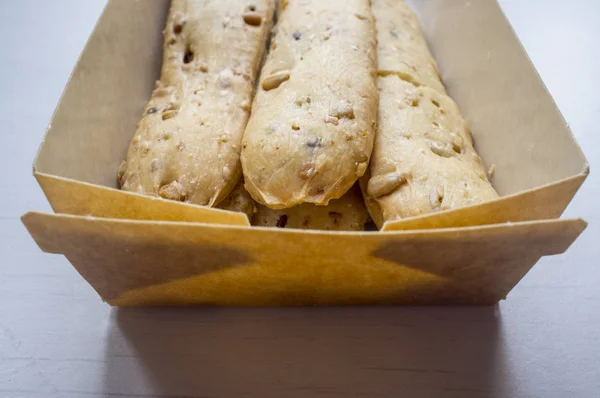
[22,0,589,305]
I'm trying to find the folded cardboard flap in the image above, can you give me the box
[383,172,587,231]
[30,0,588,230]
[36,167,588,231]
[22,212,587,305]
[35,172,250,226]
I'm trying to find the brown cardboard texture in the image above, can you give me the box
[23,0,590,305]
[32,0,588,228]
[35,172,249,226]
[22,212,586,305]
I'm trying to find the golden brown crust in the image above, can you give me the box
[241,0,378,209]
[119,0,275,206]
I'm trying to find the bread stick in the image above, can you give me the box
[365,0,498,226]
[119,0,275,206]
[241,0,378,209]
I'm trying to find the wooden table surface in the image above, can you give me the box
[1,1,598,397]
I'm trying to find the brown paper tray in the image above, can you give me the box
[22,0,590,305]
[22,212,587,305]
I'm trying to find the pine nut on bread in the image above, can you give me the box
[364,0,498,227]
[118,0,275,206]
[241,0,378,209]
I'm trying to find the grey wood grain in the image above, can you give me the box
[1,0,598,397]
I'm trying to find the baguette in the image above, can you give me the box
[118,0,275,206]
[364,0,498,227]
[241,0,378,209]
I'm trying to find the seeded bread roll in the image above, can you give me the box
[241,0,378,209]
[252,185,370,231]
[364,0,498,227]
[118,0,275,206]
